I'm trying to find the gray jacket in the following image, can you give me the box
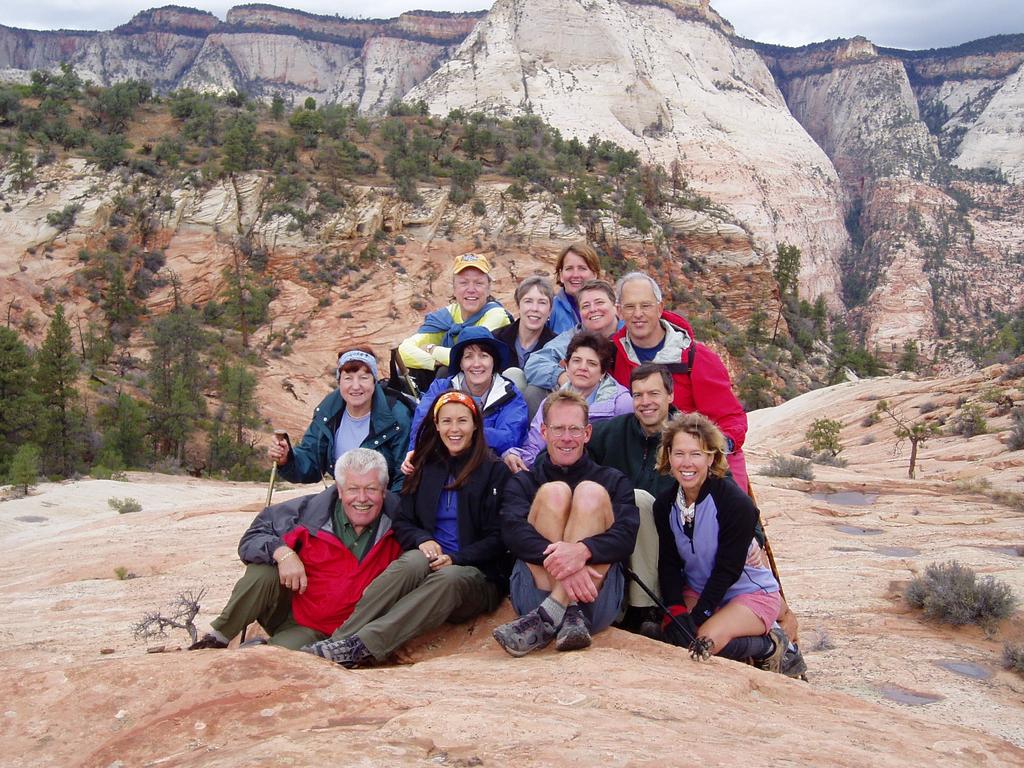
[237,486,399,564]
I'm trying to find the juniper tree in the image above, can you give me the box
[0,327,38,474]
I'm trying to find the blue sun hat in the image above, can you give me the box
[449,325,510,372]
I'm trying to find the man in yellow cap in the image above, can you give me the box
[398,253,511,390]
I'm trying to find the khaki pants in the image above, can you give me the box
[628,489,661,608]
[333,550,500,661]
[210,563,327,650]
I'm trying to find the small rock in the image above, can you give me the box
[114,710,127,720]
[100,648,115,655]
[146,646,165,654]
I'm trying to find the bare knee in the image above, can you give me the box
[570,481,612,521]
[529,481,573,532]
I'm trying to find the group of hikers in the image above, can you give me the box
[190,244,806,677]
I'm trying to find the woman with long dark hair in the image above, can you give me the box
[650,413,790,673]
[304,391,510,667]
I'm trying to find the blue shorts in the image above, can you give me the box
[509,559,625,633]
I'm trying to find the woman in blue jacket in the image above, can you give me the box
[651,412,789,673]
[269,346,412,490]
[402,326,528,472]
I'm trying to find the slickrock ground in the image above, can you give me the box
[2,371,1023,766]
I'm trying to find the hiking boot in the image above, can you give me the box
[302,635,374,668]
[188,633,228,650]
[492,607,557,657]
[754,627,789,674]
[781,643,808,679]
[638,621,665,641]
[555,604,592,652]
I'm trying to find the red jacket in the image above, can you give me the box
[283,525,401,635]
[612,309,749,491]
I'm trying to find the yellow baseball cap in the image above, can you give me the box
[452,252,492,275]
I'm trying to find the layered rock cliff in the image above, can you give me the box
[407,0,849,304]
[0,4,483,109]
[762,34,1024,364]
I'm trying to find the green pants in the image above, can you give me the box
[333,550,500,661]
[210,563,327,650]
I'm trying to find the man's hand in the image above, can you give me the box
[558,567,602,603]
[267,434,290,466]
[273,546,307,594]
[542,540,590,581]
[503,453,528,474]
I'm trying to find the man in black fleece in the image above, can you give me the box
[492,390,639,656]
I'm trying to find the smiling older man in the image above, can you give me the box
[492,390,639,656]
[189,449,401,651]
[611,272,750,492]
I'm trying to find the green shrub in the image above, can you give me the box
[762,454,814,480]
[950,403,988,437]
[905,561,1016,631]
[806,418,842,456]
[108,496,142,514]
[1004,642,1024,675]
[114,566,137,580]
[1008,407,1024,452]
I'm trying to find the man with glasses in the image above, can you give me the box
[492,391,639,656]
[612,272,750,492]
[189,449,401,651]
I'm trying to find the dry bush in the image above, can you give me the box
[905,561,1016,633]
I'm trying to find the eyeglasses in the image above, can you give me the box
[620,302,657,314]
[545,425,586,437]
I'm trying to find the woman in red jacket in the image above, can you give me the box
[304,391,510,667]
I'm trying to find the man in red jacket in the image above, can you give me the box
[611,272,749,491]
[189,448,402,650]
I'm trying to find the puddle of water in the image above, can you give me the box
[810,491,879,506]
[831,546,865,552]
[934,660,992,680]
[835,525,884,536]
[875,546,919,557]
[878,685,944,706]
[14,515,48,523]
[985,545,1024,557]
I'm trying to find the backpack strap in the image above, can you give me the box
[660,344,696,375]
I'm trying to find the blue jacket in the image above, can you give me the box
[409,373,528,457]
[547,289,580,335]
[279,384,412,489]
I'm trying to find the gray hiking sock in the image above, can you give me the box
[717,634,774,661]
[539,597,567,626]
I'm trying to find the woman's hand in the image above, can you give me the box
[267,434,290,466]
[418,540,451,570]
[401,450,415,475]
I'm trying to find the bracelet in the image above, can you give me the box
[277,550,296,564]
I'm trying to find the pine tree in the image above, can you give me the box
[0,327,39,475]
[97,392,149,468]
[147,306,208,461]
[8,443,40,495]
[35,305,86,476]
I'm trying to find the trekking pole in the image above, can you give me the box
[621,565,705,655]
[266,429,290,507]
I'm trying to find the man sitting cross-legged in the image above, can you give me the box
[189,448,401,650]
[492,390,639,656]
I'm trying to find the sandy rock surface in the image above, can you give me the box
[2,374,1024,766]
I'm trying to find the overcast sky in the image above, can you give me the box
[2,0,1021,50]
